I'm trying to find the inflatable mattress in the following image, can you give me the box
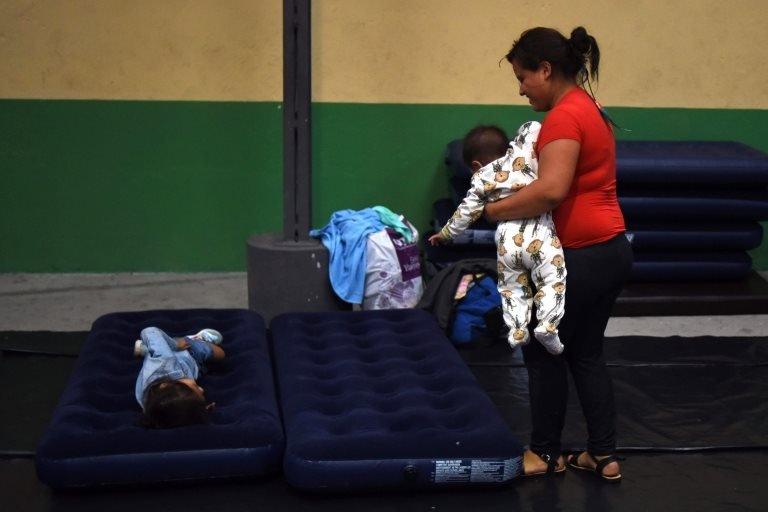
[36,309,284,489]
[270,309,524,491]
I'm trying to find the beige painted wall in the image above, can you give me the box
[1,0,766,108]
[0,0,282,101]
[314,0,768,108]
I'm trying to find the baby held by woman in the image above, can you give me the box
[429,122,566,355]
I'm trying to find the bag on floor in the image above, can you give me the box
[450,275,505,345]
[363,222,424,310]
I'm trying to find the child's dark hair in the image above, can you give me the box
[141,379,209,429]
[505,26,600,85]
[462,125,509,167]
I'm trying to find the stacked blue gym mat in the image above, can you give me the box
[431,139,768,282]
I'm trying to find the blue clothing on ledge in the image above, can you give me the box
[310,208,386,304]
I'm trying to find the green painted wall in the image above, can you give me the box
[313,104,768,270]
[1,100,282,271]
[2,99,767,271]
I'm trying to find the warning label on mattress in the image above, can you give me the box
[431,457,522,484]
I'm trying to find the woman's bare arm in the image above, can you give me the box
[484,139,580,222]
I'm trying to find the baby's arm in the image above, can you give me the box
[208,344,226,361]
[428,173,488,245]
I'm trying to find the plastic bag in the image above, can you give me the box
[363,222,424,310]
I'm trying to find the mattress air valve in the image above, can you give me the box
[403,464,419,482]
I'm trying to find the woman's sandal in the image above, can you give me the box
[567,452,622,482]
[522,450,566,478]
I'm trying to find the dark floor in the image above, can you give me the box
[3,452,767,512]
[2,331,768,511]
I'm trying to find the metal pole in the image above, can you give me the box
[248,1,343,319]
[283,0,312,241]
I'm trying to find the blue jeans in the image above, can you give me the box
[184,336,214,366]
[141,327,214,365]
[134,327,214,408]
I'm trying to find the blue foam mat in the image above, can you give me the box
[433,198,764,251]
[630,252,753,282]
[618,192,768,221]
[626,222,763,251]
[615,141,768,184]
[445,139,768,202]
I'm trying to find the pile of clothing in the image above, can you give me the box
[310,206,423,309]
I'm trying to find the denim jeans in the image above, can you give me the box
[134,327,213,409]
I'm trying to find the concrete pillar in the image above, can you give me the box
[246,234,348,322]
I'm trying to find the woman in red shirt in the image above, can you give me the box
[485,26,633,481]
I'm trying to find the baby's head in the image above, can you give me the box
[142,378,213,429]
[462,125,509,173]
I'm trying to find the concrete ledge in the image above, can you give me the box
[247,234,348,322]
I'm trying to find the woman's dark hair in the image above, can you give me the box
[141,379,209,429]
[462,125,509,166]
[505,26,600,85]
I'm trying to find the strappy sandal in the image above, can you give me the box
[567,452,622,482]
[522,450,566,477]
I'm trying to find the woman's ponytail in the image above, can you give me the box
[569,26,600,83]
[506,26,600,83]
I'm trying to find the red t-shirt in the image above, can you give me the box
[535,87,626,248]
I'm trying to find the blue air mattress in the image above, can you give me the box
[616,141,768,184]
[35,309,284,489]
[270,309,524,491]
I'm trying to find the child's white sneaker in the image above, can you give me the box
[188,328,223,345]
[134,340,147,357]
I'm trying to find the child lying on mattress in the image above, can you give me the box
[133,326,225,428]
[428,122,567,355]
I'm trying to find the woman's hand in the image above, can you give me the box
[484,139,580,222]
[483,200,504,223]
